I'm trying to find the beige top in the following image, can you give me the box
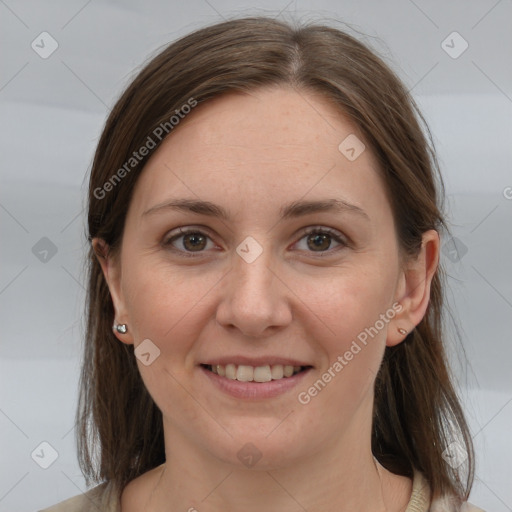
[39,467,486,512]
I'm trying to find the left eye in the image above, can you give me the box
[295,227,347,254]
[162,227,347,257]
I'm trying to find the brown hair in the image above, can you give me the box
[78,15,475,505]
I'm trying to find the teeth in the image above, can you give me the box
[236,365,253,382]
[207,363,304,382]
[283,365,294,377]
[225,363,236,379]
[253,365,272,382]
[271,365,283,379]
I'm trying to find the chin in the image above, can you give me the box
[209,429,311,470]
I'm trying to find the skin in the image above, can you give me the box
[93,86,439,512]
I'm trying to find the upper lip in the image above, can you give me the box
[201,356,313,367]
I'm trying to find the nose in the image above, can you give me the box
[215,243,292,338]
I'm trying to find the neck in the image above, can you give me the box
[141,419,410,512]
[147,459,388,512]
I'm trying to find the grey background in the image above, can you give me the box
[0,0,511,510]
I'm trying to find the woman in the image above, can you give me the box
[40,16,483,512]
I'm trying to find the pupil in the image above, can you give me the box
[183,233,331,252]
[309,233,330,251]
[185,233,205,250]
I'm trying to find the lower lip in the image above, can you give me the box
[199,365,312,399]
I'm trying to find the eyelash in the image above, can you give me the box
[162,226,348,258]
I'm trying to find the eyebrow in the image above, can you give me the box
[142,198,370,222]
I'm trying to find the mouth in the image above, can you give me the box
[200,363,311,382]
[199,363,313,399]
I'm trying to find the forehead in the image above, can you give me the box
[159,86,364,158]
[128,86,391,227]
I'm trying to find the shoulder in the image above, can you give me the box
[38,481,119,512]
[430,494,488,512]
[120,463,166,511]
[407,468,487,512]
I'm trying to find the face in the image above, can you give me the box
[96,86,434,470]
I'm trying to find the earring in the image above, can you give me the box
[113,323,127,334]
[397,327,407,336]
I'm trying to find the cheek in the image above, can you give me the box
[293,275,390,417]
[123,260,221,356]
[295,267,394,403]
[302,267,391,347]
[121,262,212,415]
[124,252,394,354]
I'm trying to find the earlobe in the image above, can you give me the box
[91,238,134,345]
[387,230,440,347]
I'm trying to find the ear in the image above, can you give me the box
[91,237,134,345]
[387,229,440,347]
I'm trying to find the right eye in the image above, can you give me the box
[162,227,216,257]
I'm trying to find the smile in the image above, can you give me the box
[199,364,313,399]
[203,363,308,382]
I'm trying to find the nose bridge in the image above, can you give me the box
[216,234,291,336]
[232,234,278,304]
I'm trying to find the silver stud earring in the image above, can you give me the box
[397,327,407,336]
[113,323,127,334]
